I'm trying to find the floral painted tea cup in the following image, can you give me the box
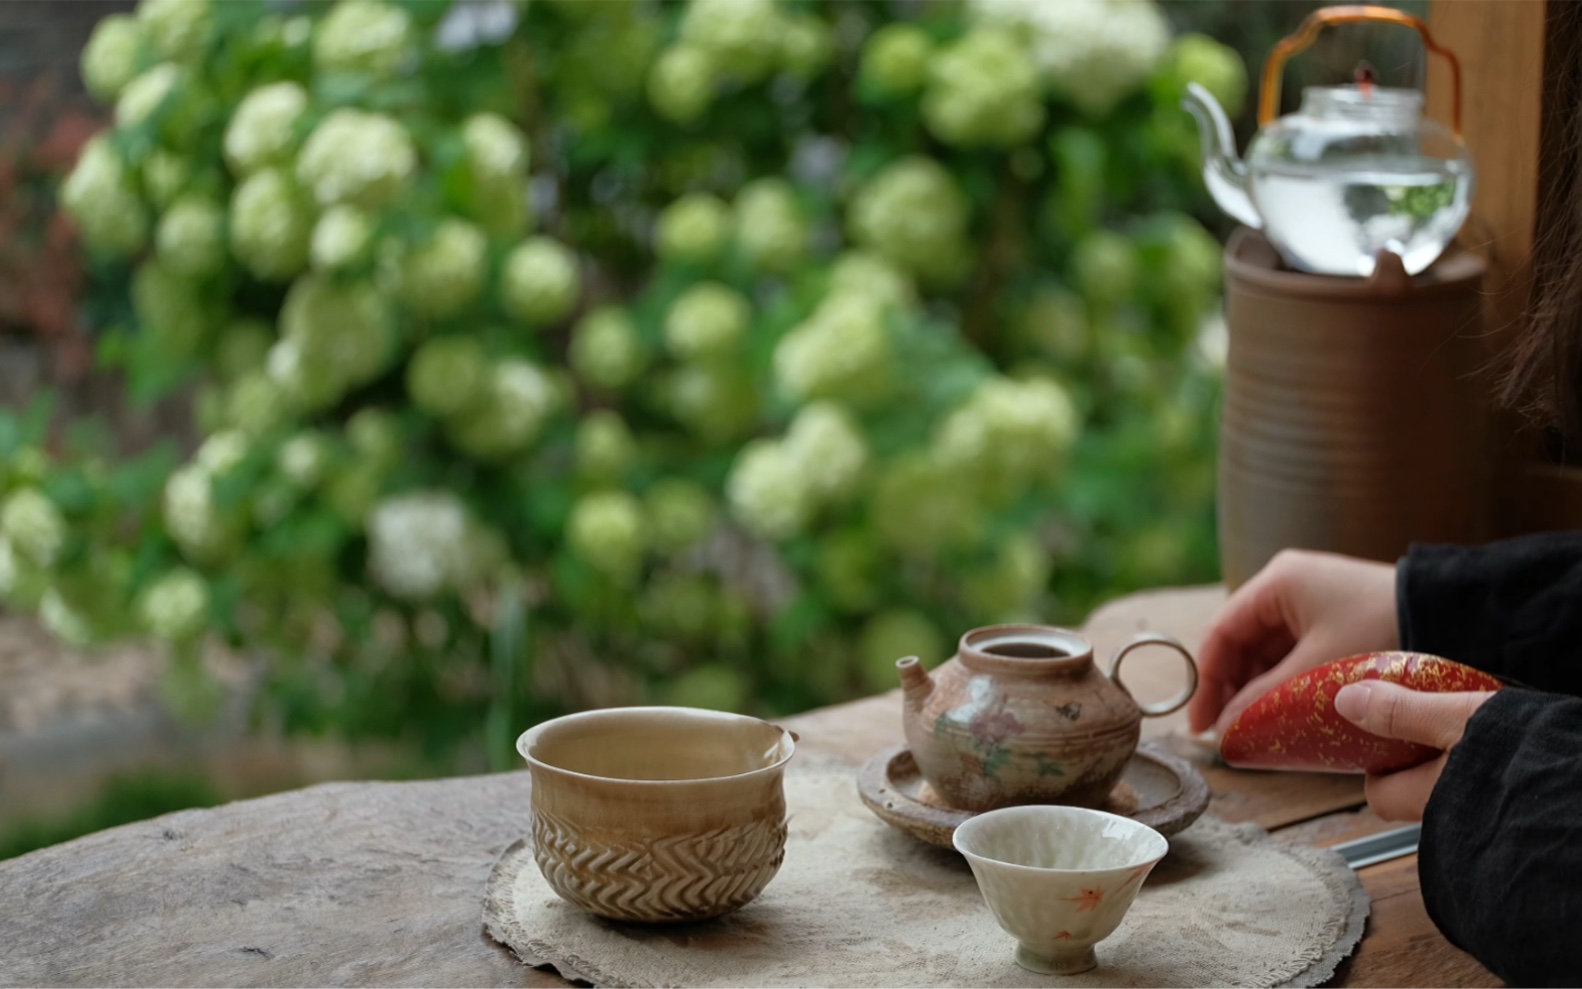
[953,804,1168,975]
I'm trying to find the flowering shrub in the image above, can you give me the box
[9,0,1242,758]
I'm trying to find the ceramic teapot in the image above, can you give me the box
[897,624,1197,812]
[1182,5,1472,277]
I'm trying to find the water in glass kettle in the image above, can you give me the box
[1250,157,1473,277]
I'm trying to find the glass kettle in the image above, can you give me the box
[1183,6,1473,278]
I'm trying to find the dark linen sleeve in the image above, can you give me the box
[1419,688,1582,986]
[1397,531,1582,696]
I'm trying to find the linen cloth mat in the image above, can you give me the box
[483,763,1369,988]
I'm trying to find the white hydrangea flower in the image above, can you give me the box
[224,82,309,176]
[137,567,210,641]
[935,377,1080,492]
[447,359,558,460]
[227,371,295,437]
[279,275,393,387]
[460,112,530,236]
[666,363,756,439]
[773,292,891,403]
[969,0,1169,117]
[266,337,345,412]
[567,490,646,578]
[574,411,636,480]
[849,156,969,282]
[655,193,730,264]
[860,23,931,96]
[366,491,470,599]
[647,45,716,124]
[41,589,93,646]
[282,16,311,48]
[679,0,782,82]
[297,109,417,209]
[163,463,222,559]
[922,28,1044,147]
[664,282,750,361]
[81,14,144,102]
[137,0,212,61]
[726,439,813,541]
[492,360,558,443]
[463,112,530,183]
[141,149,190,209]
[777,12,832,79]
[276,432,331,488]
[314,0,413,76]
[310,205,374,271]
[0,489,66,568]
[501,237,580,326]
[196,429,248,475]
[828,250,915,311]
[406,335,488,419]
[569,307,645,391]
[116,62,180,128]
[398,219,487,317]
[231,168,312,281]
[61,136,148,256]
[784,402,868,501]
[156,195,226,278]
[733,178,805,273]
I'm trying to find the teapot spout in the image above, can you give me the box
[897,656,934,712]
[1182,82,1262,230]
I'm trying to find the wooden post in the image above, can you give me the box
[1426,1,1582,533]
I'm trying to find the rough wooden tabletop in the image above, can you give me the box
[0,586,1495,988]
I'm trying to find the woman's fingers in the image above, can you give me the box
[1190,565,1299,732]
[1363,758,1444,822]
[1334,682,1495,749]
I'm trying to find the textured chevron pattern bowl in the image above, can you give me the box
[517,706,796,923]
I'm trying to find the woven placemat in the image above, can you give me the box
[484,764,1368,988]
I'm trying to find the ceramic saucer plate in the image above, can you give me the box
[858,741,1210,849]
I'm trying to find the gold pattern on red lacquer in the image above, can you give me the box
[1220,652,1503,774]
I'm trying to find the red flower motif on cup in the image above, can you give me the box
[1065,886,1104,912]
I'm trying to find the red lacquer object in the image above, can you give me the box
[1219,652,1504,774]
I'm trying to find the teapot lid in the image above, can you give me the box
[1300,84,1422,123]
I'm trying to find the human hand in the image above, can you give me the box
[1189,550,1399,735]
[1333,680,1496,821]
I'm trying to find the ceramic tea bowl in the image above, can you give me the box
[953,805,1168,975]
[516,706,796,923]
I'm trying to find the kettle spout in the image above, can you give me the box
[1182,82,1262,230]
[897,656,934,711]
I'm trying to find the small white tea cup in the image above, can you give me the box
[953,805,1168,975]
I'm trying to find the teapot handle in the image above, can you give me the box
[1260,5,1462,141]
[1106,632,1199,718]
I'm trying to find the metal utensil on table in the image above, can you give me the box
[1332,824,1421,869]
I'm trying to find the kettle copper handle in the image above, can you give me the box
[1259,4,1462,140]
[1107,632,1199,718]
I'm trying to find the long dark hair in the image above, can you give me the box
[1499,4,1582,449]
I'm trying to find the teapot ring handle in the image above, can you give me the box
[1260,5,1462,141]
[1106,632,1199,718]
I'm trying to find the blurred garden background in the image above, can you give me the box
[0,0,1425,859]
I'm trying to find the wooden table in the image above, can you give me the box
[0,586,1497,987]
